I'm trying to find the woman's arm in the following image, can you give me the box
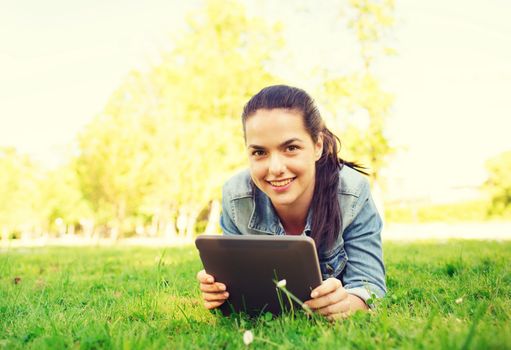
[341,179,386,304]
[219,184,242,235]
[304,180,386,319]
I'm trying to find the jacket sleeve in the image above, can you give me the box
[341,179,387,305]
[219,185,242,235]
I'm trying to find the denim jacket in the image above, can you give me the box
[219,165,386,304]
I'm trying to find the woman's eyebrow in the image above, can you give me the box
[279,138,303,147]
[247,138,303,149]
[247,144,265,150]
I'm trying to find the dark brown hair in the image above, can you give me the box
[241,85,367,251]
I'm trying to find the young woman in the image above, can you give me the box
[197,85,386,320]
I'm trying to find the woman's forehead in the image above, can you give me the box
[245,108,305,129]
[245,109,311,145]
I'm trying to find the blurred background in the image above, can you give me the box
[1,0,510,244]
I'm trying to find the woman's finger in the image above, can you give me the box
[196,270,215,284]
[317,298,350,316]
[310,278,342,299]
[204,300,225,310]
[305,293,334,310]
[203,291,229,302]
[200,282,226,293]
[305,284,348,310]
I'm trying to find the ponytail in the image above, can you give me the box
[311,128,367,251]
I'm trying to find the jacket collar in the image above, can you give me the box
[248,185,312,236]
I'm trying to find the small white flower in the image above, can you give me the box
[276,279,287,288]
[455,297,463,304]
[243,330,254,346]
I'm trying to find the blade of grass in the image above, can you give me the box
[461,302,487,350]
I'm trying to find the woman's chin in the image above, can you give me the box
[268,194,296,207]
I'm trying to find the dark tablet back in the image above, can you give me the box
[195,235,322,316]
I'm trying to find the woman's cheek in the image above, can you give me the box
[251,160,266,176]
[249,162,266,185]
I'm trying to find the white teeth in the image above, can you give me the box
[269,178,293,187]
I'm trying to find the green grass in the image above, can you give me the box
[1,241,510,349]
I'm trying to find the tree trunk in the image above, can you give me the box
[1,226,8,244]
[113,199,126,240]
[164,219,177,239]
[81,219,94,240]
[67,224,75,236]
[186,207,200,239]
[204,200,221,235]
[164,208,177,239]
[149,212,158,237]
[177,208,187,236]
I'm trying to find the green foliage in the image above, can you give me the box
[0,148,92,238]
[1,0,400,238]
[75,102,161,230]
[37,164,93,232]
[0,241,510,349]
[323,0,396,180]
[73,0,280,236]
[485,151,511,216]
[145,0,280,206]
[0,148,43,236]
[348,0,396,66]
[324,73,394,178]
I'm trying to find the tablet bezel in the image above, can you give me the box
[195,235,323,316]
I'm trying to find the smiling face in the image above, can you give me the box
[245,108,323,213]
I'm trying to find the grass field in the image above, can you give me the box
[1,241,510,349]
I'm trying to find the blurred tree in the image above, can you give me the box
[144,0,281,237]
[75,72,163,238]
[485,151,511,216]
[324,73,393,179]
[0,148,42,240]
[348,0,396,70]
[74,0,280,237]
[324,0,395,181]
[38,163,93,236]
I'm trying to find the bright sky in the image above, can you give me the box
[382,0,511,201]
[1,0,510,201]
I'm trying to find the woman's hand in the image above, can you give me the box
[196,269,229,310]
[303,278,368,321]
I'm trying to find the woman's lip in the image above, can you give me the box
[267,177,295,192]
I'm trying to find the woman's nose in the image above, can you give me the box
[268,154,285,175]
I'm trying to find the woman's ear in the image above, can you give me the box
[315,133,324,161]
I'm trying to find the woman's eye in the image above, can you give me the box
[287,145,299,152]
[252,150,265,157]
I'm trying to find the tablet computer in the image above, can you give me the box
[195,235,322,316]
